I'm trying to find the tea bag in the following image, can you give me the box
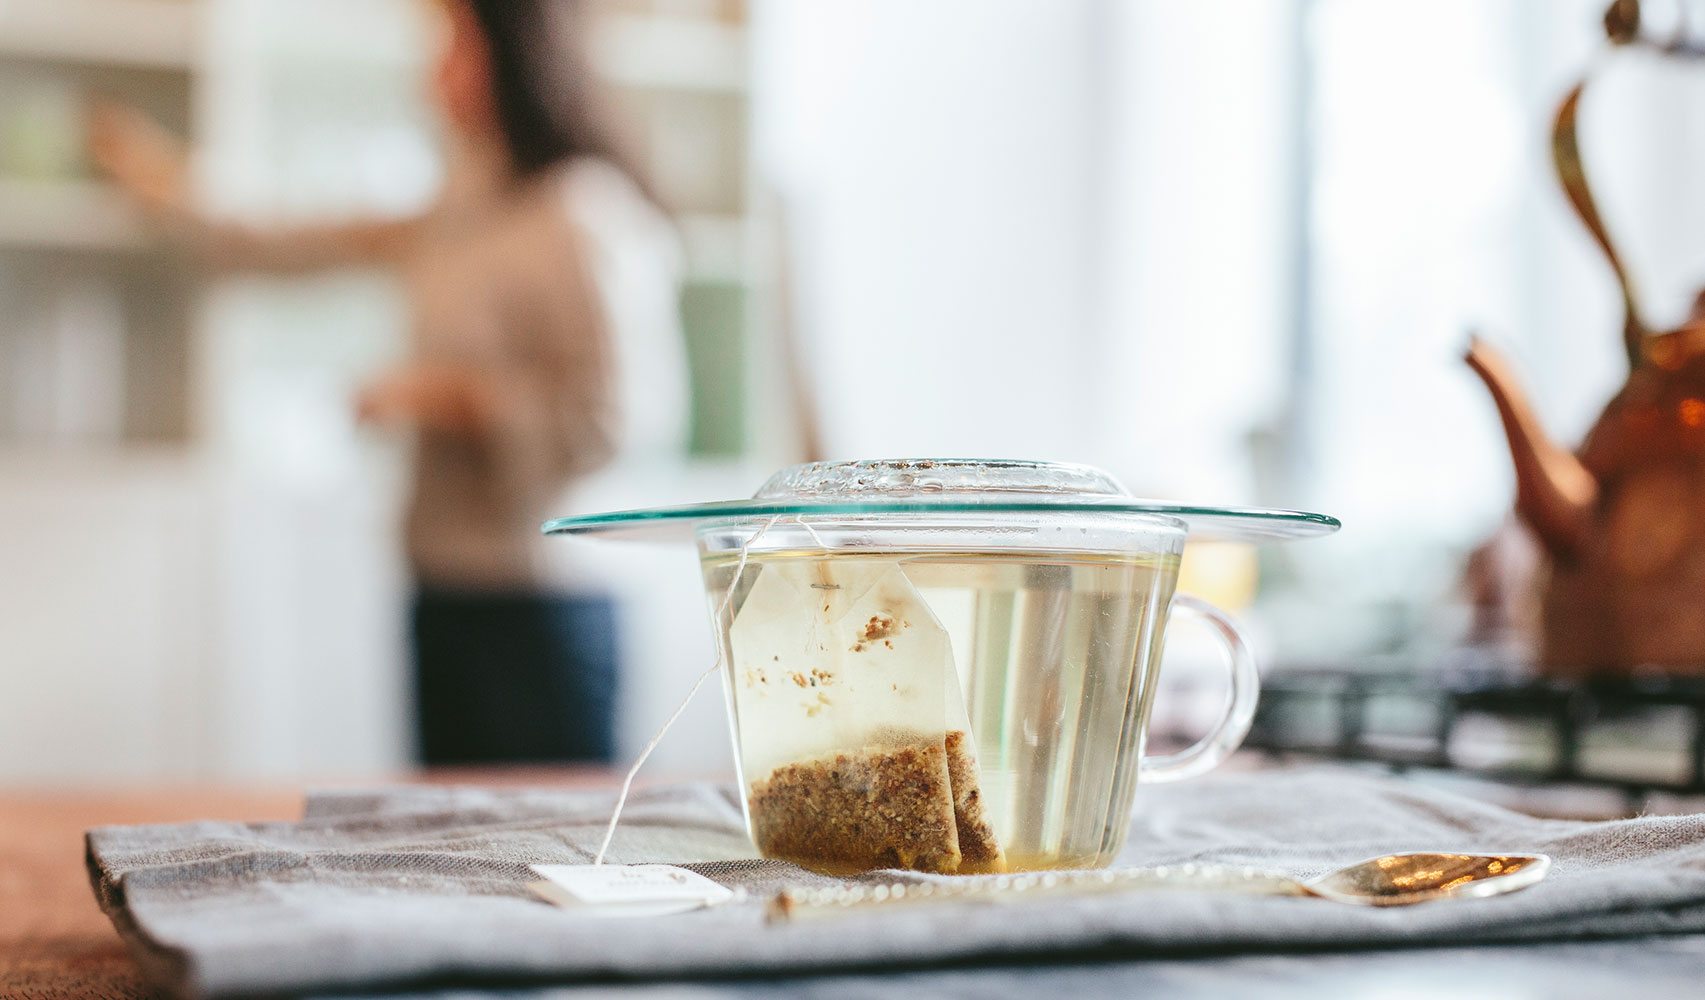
[729,557,1003,873]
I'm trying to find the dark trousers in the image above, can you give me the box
[411,587,618,765]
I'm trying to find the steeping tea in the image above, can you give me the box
[703,548,1179,873]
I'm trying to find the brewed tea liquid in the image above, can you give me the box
[703,549,1179,871]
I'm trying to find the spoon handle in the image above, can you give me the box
[767,863,1308,922]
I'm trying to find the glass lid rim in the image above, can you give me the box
[541,498,1342,539]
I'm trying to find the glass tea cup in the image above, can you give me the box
[544,459,1338,875]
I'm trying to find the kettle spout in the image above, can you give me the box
[1465,336,1597,560]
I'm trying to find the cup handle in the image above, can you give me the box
[1138,593,1259,784]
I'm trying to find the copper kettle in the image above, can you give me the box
[1467,0,1705,674]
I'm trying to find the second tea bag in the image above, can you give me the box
[728,555,1003,873]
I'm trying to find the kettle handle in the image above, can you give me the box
[1554,79,1648,368]
[1548,0,1705,368]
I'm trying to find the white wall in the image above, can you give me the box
[751,0,1105,462]
[1097,0,1300,501]
[751,0,1300,502]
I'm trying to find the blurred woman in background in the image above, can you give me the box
[90,0,688,765]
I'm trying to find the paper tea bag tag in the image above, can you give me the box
[528,864,735,917]
[727,560,973,778]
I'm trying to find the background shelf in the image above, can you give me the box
[0,0,196,72]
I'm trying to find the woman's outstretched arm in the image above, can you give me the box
[88,102,427,273]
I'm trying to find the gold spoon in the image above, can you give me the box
[767,852,1551,922]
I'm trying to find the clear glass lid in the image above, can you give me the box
[542,458,1340,543]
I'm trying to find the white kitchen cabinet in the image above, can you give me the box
[0,452,211,781]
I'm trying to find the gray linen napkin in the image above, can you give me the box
[86,766,1705,999]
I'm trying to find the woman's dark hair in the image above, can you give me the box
[462,0,660,202]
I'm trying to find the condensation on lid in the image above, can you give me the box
[755,459,1128,502]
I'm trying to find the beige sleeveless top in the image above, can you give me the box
[402,157,686,589]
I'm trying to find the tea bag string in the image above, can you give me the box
[592,514,785,866]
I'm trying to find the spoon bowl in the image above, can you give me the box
[1306,852,1551,906]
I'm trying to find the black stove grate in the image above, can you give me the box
[1247,667,1705,801]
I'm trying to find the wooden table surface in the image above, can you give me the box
[1,786,301,999]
